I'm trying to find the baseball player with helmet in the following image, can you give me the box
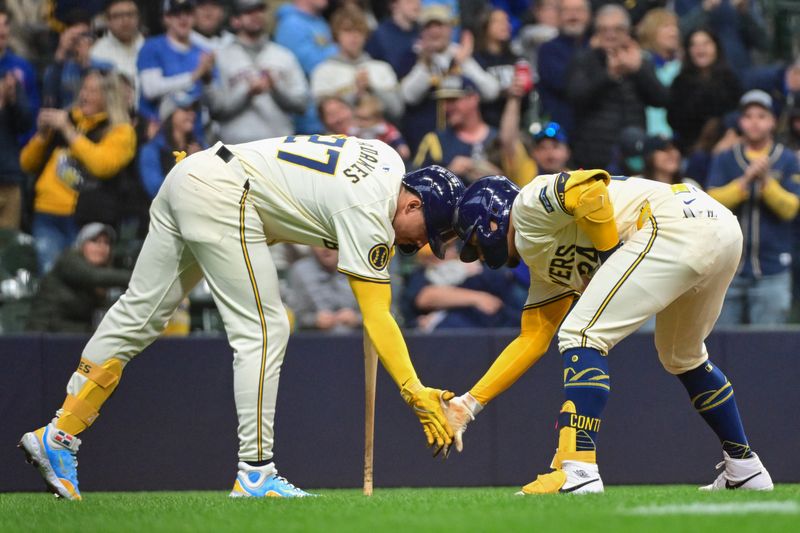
[19,135,463,499]
[442,170,773,493]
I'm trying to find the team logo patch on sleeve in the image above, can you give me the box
[368,244,390,271]
[539,187,554,213]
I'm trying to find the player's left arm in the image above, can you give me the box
[560,170,621,256]
[444,294,573,453]
[470,294,573,405]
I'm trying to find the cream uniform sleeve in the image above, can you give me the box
[332,204,394,283]
[512,174,575,241]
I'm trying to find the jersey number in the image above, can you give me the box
[276,135,346,175]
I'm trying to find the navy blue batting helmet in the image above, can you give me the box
[454,175,520,269]
[401,165,465,259]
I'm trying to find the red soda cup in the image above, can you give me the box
[514,59,534,93]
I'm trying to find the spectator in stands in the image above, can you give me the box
[744,58,800,118]
[90,0,144,85]
[318,95,354,135]
[0,6,39,141]
[707,90,800,325]
[495,71,540,186]
[668,28,741,154]
[42,10,113,109]
[190,0,234,51]
[639,134,697,186]
[274,0,337,75]
[139,92,204,199]
[678,0,767,76]
[413,76,503,183]
[210,0,308,144]
[512,0,559,71]
[401,242,523,330]
[365,0,420,78]
[636,8,681,137]
[400,4,499,151]
[137,0,218,129]
[499,116,572,183]
[27,223,131,333]
[311,5,403,122]
[286,246,361,331]
[20,70,136,273]
[785,102,800,155]
[353,94,411,161]
[0,68,32,231]
[473,7,531,128]
[274,0,338,133]
[566,4,669,169]
[113,73,151,239]
[683,115,740,187]
[0,8,34,230]
[536,0,590,136]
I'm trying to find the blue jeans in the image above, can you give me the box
[32,213,78,274]
[716,270,792,326]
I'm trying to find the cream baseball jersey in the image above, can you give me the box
[512,172,725,307]
[229,135,404,283]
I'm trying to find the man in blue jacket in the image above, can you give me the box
[536,0,590,136]
[707,90,800,325]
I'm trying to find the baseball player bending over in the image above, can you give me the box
[443,171,773,493]
[19,136,464,499]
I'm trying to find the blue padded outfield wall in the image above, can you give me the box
[1,330,798,492]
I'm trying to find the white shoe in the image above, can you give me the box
[229,462,315,498]
[516,460,604,495]
[700,452,773,491]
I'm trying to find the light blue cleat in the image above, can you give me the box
[19,423,82,500]
[230,462,315,498]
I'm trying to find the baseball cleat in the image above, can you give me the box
[230,462,315,498]
[18,424,82,500]
[700,451,773,491]
[517,460,604,495]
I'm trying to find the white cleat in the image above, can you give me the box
[229,462,315,498]
[700,452,774,491]
[516,460,604,495]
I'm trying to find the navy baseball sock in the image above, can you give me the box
[561,347,610,451]
[677,361,752,458]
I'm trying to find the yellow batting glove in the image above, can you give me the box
[400,380,455,456]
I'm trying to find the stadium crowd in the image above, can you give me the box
[0,0,798,333]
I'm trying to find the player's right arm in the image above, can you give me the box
[349,277,454,452]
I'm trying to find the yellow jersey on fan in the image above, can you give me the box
[512,171,726,307]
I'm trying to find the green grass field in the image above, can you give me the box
[2,486,799,533]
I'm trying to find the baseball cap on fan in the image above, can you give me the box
[738,90,774,115]
[75,223,116,248]
[418,4,453,26]
[233,0,266,14]
[434,76,479,99]
[162,0,196,15]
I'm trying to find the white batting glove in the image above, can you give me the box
[441,393,483,456]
